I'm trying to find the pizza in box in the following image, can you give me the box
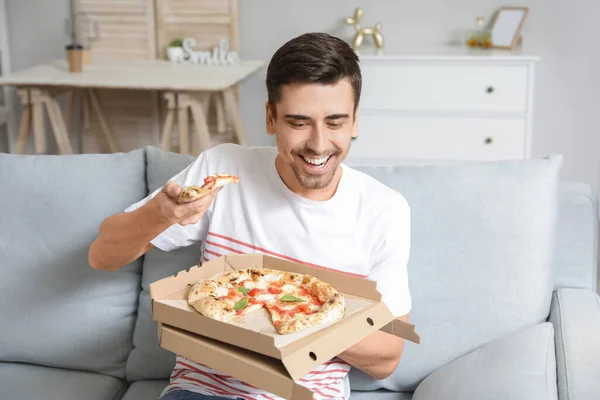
[187,267,345,335]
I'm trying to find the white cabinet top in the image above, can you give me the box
[356,45,540,62]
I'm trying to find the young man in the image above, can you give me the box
[89,32,411,400]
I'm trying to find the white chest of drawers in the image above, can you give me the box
[348,47,539,162]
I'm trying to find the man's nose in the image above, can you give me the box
[306,124,327,155]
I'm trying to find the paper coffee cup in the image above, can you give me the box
[65,43,84,73]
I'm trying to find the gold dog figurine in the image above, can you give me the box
[344,7,384,50]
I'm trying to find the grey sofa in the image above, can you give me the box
[1,145,598,400]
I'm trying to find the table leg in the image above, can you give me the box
[191,92,210,154]
[222,87,247,146]
[79,89,96,153]
[15,89,31,154]
[83,90,91,132]
[40,91,73,155]
[176,93,190,155]
[30,89,47,154]
[199,92,210,115]
[87,89,119,153]
[160,93,176,151]
[188,95,212,154]
[65,88,76,134]
[214,92,226,134]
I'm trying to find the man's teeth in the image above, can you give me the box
[303,156,329,166]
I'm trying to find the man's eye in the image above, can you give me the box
[328,123,342,128]
[290,122,305,127]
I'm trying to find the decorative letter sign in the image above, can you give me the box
[169,38,240,66]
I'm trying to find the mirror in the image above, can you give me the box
[490,7,529,49]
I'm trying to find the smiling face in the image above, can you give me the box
[264,32,362,200]
[266,79,357,198]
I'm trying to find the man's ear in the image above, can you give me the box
[265,102,276,136]
[351,111,358,138]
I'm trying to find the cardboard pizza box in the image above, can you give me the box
[150,253,419,399]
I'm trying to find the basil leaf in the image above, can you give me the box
[280,294,305,302]
[238,286,249,296]
[234,297,249,311]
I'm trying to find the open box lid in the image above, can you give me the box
[159,323,315,400]
[150,254,420,380]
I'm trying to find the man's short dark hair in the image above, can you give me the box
[266,32,362,117]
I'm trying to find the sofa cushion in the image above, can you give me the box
[412,323,557,400]
[347,156,562,391]
[121,380,169,400]
[126,147,199,380]
[0,362,127,400]
[0,151,146,378]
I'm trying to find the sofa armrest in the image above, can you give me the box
[550,288,600,400]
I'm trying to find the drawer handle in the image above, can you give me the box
[486,86,495,94]
[484,137,493,145]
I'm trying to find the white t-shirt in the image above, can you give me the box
[125,143,412,400]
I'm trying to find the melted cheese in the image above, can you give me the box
[255,293,277,302]
[254,280,270,290]
[281,284,298,293]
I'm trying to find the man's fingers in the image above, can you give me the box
[162,181,182,199]
[180,187,221,213]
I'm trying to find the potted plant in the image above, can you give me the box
[167,38,185,63]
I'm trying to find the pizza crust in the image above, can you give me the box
[176,173,240,204]
[187,267,345,334]
[177,186,213,204]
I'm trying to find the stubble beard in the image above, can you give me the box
[291,144,348,189]
[290,160,339,189]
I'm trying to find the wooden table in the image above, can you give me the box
[0,58,264,155]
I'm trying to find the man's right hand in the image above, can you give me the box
[152,181,221,226]
[89,180,221,271]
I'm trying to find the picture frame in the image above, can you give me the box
[490,6,529,50]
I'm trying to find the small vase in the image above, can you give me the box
[466,17,492,49]
[167,47,185,63]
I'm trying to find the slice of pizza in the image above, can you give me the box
[188,275,262,321]
[264,289,344,334]
[177,173,240,204]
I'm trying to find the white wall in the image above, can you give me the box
[5,0,600,193]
